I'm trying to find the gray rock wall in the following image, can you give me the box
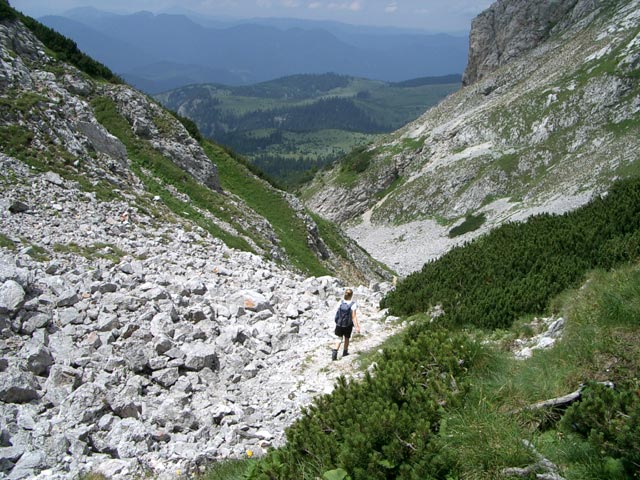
[462,0,600,86]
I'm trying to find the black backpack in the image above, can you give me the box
[335,301,353,328]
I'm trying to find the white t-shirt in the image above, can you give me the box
[338,299,357,314]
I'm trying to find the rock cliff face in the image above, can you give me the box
[303,0,640,275]
[462,0,600,86]
[0,13,395,480]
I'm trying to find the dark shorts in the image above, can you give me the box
[334,325,353,338]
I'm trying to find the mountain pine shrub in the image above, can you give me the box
[246,325,482,479]
[382,177,640,329]
[560,381,640,477]
[0,0,16,20]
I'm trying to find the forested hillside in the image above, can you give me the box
[155,73,460,187]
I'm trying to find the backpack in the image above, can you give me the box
[335,301,353,328]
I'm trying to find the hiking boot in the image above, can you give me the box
[331,349,338,361]
[342,350,349,357]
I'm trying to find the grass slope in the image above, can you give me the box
[92,95,332,277]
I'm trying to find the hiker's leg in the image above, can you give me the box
[342,336,351,356]
[332,335,342,360]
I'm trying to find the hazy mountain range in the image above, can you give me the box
[37,7,469,93]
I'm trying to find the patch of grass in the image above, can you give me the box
[0,123,123,202]
[374,175,405,201]
[0,91,50,115]
[72,176,123,203]
[0,233,16,251]
[435,400,534,479]
[400,136,425,151]
[334,145,379,186]
[448,212,486,238]
[340,146,375,173]
[199,458,255,480]
[496,151,520,175]
[309,212,348,260]
[438,263,640,479]
[204,141,331,276]
[25,244,50,262]
[91,95,254,253]
[77,473,108,480]
[53,242,126,264]
[0,125,35,160]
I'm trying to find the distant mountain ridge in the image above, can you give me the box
[36,8,469,93]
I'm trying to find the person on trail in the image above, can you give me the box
[332,288,360,361]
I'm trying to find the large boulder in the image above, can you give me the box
[0,369,40,403]
[0,280,25,315]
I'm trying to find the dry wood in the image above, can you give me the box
[512,381,614,414]
[501,440,566,479]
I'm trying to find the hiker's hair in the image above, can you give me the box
[344,288,353,301]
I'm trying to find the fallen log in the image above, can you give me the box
[513,381,614,414]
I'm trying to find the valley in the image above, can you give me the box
[1,0,639,479]
[156,73,461,187]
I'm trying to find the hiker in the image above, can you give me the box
[332,288,360,360]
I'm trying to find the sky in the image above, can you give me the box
[10,0,493,33]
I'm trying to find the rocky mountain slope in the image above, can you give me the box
[303,0,640,276]
[0,7,395,479]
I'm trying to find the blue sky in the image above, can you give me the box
[10,0,493,32]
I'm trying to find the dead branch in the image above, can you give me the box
[512,381,614,415]
[501,439,566,479]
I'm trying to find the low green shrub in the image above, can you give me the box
[448,213,486,238]
[383,177,640,329]
[0,233,16,250]
[560,381,640,477]
[340,146,375,174]
[247,325,480,479]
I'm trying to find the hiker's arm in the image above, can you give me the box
[353,310,360,332]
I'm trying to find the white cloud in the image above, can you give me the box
[256,0,273,7]
[327,1,362,11]
[385,1,397,13]
[280,0,300,7]
[308,1,323,8]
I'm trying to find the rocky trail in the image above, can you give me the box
[0,156,399,480]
